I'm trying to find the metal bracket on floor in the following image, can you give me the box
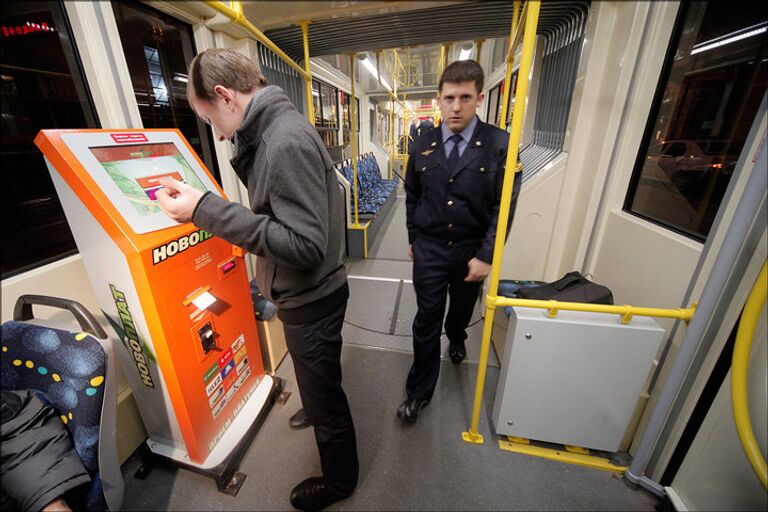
[132,376,284,496]
[499,437,628,474]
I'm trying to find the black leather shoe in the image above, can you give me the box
[289,408,310,429]
[449,343,466,364]
[290,476,350,511]
[397,398,429,422]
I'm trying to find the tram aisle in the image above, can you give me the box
[119,185,659,510]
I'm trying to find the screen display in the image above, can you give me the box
[89,143,208,217]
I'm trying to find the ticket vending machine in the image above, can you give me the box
[35,129,281,491]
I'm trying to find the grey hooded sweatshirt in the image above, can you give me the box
[193,86,347,324]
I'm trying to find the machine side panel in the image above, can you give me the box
[48,161,186,452]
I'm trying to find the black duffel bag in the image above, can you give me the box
[516,271,614,305]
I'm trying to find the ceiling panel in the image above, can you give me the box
[262,1,590,60]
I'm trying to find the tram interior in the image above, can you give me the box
[1,1,766,511]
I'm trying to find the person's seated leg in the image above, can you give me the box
[1,390,91,512]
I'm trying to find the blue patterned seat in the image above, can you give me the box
[1,297,122,511]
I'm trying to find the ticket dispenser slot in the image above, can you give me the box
[191,313,219,361]
[199,322,217,354]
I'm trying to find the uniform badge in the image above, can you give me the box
[421,149,435,156]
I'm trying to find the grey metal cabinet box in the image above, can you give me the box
[492,307,665,452]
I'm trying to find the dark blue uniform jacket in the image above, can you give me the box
[404,118,522,264]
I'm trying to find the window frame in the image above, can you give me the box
[622,0,726,243]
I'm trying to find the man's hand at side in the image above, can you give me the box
[465,257,491,282]
[155,178,204,223]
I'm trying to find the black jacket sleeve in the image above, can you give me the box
[404,145,420,245]
[193,136,329,270]
[1,390,91,512]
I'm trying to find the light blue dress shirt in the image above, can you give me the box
[441,116,478,159]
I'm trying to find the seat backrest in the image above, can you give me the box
[1,296,123,511]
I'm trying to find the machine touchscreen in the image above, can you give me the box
[90,143,208,217]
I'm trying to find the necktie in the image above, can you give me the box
[447,134,463,171]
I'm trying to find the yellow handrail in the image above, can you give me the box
[499,0,521,131]
[299,21,315,126]
[349,53,360,227]
[731,260,768,489]
[462,0,541,445]
[204,1,310,80]
[493,296,696,325]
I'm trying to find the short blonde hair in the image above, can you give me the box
[188,48,267,101]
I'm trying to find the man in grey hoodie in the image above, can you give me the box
[156,48,357,511]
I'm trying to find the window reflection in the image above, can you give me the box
[626,1,767,241]
[111,0,220,183]
[1,1,97,277]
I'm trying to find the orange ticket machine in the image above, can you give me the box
[35,129,280,491]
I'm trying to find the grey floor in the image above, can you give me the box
[120,187,660,511]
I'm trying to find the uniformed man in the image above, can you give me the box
[399,59,522,422]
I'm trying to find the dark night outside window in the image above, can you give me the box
[625,1,767,241]
[1,1,98,278]
[111,0,221,184]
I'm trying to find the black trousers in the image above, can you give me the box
[282,302,359,495]
[407,237,482,401]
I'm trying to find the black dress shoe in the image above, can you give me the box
[290,476,350,511]
[290,408,310,429]
[449,343,466,364]
[396,398,429,422]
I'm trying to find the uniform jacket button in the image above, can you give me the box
[448,241,453,247]
[447,200,454,206]
[448,178,454,183]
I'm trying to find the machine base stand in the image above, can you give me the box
[133,376,283,496]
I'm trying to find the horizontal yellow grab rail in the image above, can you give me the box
[205,1,310,80]
[731,260,768,489]
[492,296,696,324]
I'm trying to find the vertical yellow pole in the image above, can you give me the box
[300,21,315,126]
[475,39,485,62]
[499,0,520,130]
[389,94,395,180]
[403,94,410,157]
[462,0,540,445]
[349,53,360,226]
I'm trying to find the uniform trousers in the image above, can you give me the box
[282,301,359,495]
[407,236,482,401]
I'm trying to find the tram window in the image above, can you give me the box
[625,1,767,241]
[312,78,341,151]
[487,75,517,127]
[375,103,391,148]
[487,84,500,125]
[341,92,360,148]
[1,0,98,278]
[111,0,221,184]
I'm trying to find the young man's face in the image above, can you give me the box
[437,81,484,133]
[190,87,243,142]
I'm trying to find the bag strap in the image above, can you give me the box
[552,271,586,291]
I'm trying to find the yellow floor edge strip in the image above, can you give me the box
[499,440,627,474]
